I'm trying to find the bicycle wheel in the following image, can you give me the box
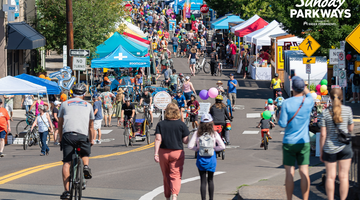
[185,117,191,129]
[74,159,83,200]
[195,65,201,75]
[203,63,210,74]
[69,159,75,200]
[23,130,30,150]
[221,150,225,160]
[16,120,28,135]
[264,136,268,150]
[146,124,150,144]
[124,128,130,147]
[36,132,43,149]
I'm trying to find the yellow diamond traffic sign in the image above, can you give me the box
[299,35,320,57]
[346,23,360,54]
[303,57,316,64]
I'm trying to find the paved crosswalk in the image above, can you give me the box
[246,113,261,118]
[101,130,113,135]
[241,130,284,135]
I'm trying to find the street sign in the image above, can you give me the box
[329,49,342,65]
[306,64,311,74]
[346,23,360,54]
[198,103,211,116]
[63,45,67,67]
[338,70,347,87]
[290,46,299,50]
[338,51,346,69]
[331,85,340,89]
[69,49,90,57]
[340,41,345,50]
[153,92,171,110]
[333,65,339,76]
[73,57,86,71]
[299,35,320,57]
[303,57,316,64]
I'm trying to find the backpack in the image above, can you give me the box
[353,74,360,86]
[198,132,214,157]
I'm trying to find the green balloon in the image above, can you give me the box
[320,79,328,86]
[263,111,272,120]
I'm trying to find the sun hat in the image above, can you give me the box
[200,113,213,123]
[292,76,305,93]
[216,81,223,85]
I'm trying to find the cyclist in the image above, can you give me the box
[169,69,178,92]
[58,83,95,199]
[120,96,136,134]
[209,48,218,76]
[156,64,172,87]
[139,88,154,128]
[274,91,285,119]
[174,89,186,122]
[270,73,282,99]
[209,95,231,145]
[177,73,185,90]
[187,93,200,129]
[256,113,275,147]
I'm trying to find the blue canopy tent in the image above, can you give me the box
[211,15,243,29]
[91,45,150,69]
[15,74,61,94]
[95,32,148,58]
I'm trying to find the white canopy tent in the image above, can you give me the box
[244,20,280,44]
[0,76,47,95]
[277,36,304,46]
[253,25,286,46]
[230,14,261,33]
[122,21,147,38]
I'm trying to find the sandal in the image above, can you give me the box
[172,194,178,200]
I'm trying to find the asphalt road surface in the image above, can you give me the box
[0,56,320,200]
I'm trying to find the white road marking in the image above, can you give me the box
[101,130,113,135]
[242,131,259,134]
[139,171,226,200]
[99,138,115,143]
[246,113,261,118]
[280,131,285,134]
[233,105,245,110]
[226,145,240,149]
[153,113,161,118]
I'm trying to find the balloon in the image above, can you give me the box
[316,84,321,92]
[262,111,272,120]
[39,74,45,79]
[316,95,322,100]
[208,87,218,98]
[321,90,328,96]
[346,54,352,61]
[320,85,327,93]
[316,91,321,95]
[311,93,317,100]
[310,91,315,93]
[320,79,328,86]
[45,77,51,81]
[60,94,67,102]
[49,66,76,91]
[199,90,209,100]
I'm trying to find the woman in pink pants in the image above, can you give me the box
[154,103,190,200]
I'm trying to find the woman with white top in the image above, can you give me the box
[22,95,34,113]
[30,105,53,156]
[188,114,225,200]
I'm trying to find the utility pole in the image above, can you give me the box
[66,0,74,71]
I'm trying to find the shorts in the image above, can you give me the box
[61,132,91,163]
[94,119,102,130]
[103,107,113,116]
[190,58,196,64]
[181,48,185,53]
[201,46,206,51]
[231,54,236,61]
[173,45,178,53]
[352,84,360,93]
[143,103,154,112]
[53,121,58,129]
[283,143,310,166]
[0,130,6,139]
[184,92,193,100]
[322,144,353,162]
[190,114,198,122]
[5,104,13,112]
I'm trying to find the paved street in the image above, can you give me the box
[1,56,360,200]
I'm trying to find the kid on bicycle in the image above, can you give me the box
[274,91,285,118]
[257,114,275,147]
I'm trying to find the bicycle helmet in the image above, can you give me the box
[177,89,182,93]
[277,91,282,96]
[191,93,196,99]
[72,83,87,96]
[215,95,223,101]
[268,98,273,104]
[172,69,176,74]
[274,73,279,77]
[179,73,184,77]
[169,91,175,96]
[124,96,131,101]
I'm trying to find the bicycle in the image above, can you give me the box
[215,62,223,76]
[194,57,211,75]
[23,127,45,150]
[123,119,134,147]
[68,143,86,200]
[16,111,36,135]
[260,129,269,150]
[184,108,191,129]
[143,105,151,144]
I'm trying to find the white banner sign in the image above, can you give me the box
[198,102,211,116]
[329,49,342,65]
[154,92,171,110]
[73,57,86,71]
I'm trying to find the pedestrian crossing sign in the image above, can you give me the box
[299,35,320,57]
[346,23,360,54]
[303,57,316,64]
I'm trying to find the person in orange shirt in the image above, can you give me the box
[103,73,111,86]
[0,98,11,157]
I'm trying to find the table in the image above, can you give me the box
[250,65,272,80]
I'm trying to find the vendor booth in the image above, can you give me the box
[211,15,243,30]
[15,74,61,94]
[96,32,148,58]
[122,32,150,48]
[122,21,147,38]
[233,15,268,37]
[0,76,47,95]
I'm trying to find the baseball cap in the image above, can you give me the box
[292,76,305,93]
[200,114,213,123]
[185,76,190,80]
[229,73,234,76]
[54,101,61,106]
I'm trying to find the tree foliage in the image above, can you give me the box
[36,0,127,59]
[271,0,360,55]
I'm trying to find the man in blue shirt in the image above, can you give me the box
[174,89,186,122]
[227,74,237,110]
[92,94,103,144]
[278,76,313,200]
[147,15,153,26]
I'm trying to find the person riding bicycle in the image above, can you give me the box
[187,93,200,129]
[139,88,154,128]
[177,73,185,90]
[169,91,178,107]
[169,69,178,92]
[120,96,136,134]
[209,48,218,76]
[58,83,95,199]
[274,91,285,118]
[156,64,172,87]
[209,95,231,145]
[174,89,186,122]
[256,113,275,147]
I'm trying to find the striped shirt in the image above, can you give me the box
[319,105,353,154]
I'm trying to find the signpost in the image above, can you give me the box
[299,35,320,57]
[346,23,360,54]
[306,64,311,88]
[303,57,316,64]
[339,69,347,104]
[63,45,67,67]
[338,51,345,69]
[69,49,90,57]
[153,92,171,120]
[70,49,89,83]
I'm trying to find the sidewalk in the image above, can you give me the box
[237,163,330,200]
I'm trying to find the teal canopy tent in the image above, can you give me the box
[211,15,243,29]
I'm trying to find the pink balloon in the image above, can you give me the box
[316,91,321,95]
[208,87,218,98]
[316,84,321,92]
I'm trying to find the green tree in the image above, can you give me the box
[36,0,127,59]
[271,0,360,56]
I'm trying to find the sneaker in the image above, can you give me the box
[150,123,153,128]
[95,139,99,144]
[60,191,71,199]
[83,165,92,179]
[54,142,58,145]
[268,136,272,140]
[260,143,264,148]
[40,153,45,156]
[0,152,3,157]
[351,101,356,103]
[97,140,101,144]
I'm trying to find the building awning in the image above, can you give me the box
[7,22,46,50]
